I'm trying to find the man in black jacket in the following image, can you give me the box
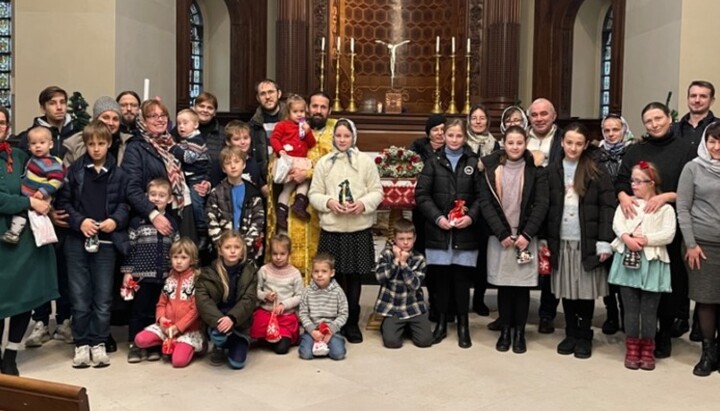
[675,80,716,147]
[248,79,286,182]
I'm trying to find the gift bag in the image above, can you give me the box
[538,244,552,276]
[623,250,641,269]
[28,211,58,247]
[272,154,293,184]
[161,320,176,355]
[266,308,282,343]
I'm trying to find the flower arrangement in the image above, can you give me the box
[374,146,423,178]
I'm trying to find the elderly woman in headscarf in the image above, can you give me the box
[594,113,634,335]
[500,105,529,135]
[308,118,383,344]
[0,106,57,376]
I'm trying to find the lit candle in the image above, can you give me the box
[467,38,471,54]
[350,37,355,53]
[451,37,456,54]
[436,36,440,53]
[337,36,341,52]
[143,78,149,101]
[321,36,325,51]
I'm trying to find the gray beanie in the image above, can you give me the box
[93,96,122,119]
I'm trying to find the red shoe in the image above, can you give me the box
[640,338,656,371]
[624,337,641,370]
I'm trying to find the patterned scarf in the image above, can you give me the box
[138,120,187,211]
[0,140,12,173]
[695,124,720,177]
[330,118,359,168]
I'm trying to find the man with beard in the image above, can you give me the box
[675,81,716,146]
[116,91,142,136]
[265,91,336,280]
[249,79,286,182]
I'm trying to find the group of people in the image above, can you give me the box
[0,78,718,379]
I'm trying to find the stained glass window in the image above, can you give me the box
[0,1,11,113]
[189,1,203,104]
[599,7,612,117]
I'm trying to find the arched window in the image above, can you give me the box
[189,0,204,104]
[599,7,612,116]
[0,1,12,114]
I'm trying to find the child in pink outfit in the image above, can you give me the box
[134,239,204,368]
[249,234,304,354]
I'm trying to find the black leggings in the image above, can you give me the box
[335,272,362,326]
[696,303,720,340]
[0,311,32,345]
[497,286,530,328]
[435,265,472,315]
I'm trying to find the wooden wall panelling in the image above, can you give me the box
[276,0,310,96]
[609,0,625,115]
[176,0,192,110]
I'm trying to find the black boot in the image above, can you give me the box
[276,204,289,232]
[106,334,117,353]
[343,307,363,344]
[496,327,512,352]
[290,194,311,221]
[1,349,19,376]
[457,314,471,349]
[574,315,594,359]
[654,329,672,359]
[512,327,527,354]
[670,318,689,338]
[689,316,703,342]
[693,339,719,377]
[432,314,448,344]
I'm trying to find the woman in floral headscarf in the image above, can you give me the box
[308,118,383,344]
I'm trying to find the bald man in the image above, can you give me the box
[527,98,563,167]
[527,98,562,334]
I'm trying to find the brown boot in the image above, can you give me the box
[624,337,641,370]
[276,204,289,232]
[290,194,311,221]
[640,338,656,371]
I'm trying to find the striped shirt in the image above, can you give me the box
[299,280,348,333]
[21,155,65,198]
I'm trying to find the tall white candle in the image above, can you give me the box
[451,37,455,54]
[436,36,440,53]
[350,37,355,53]
[337,36,341,52]
[467,38,471,54]
[143,78,149,101]
[321,36,325,51]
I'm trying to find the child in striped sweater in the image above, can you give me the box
[249,234,303,354]
[298,252,349,360]
[3,126,65,244]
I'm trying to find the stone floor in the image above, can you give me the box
[7,287,720,411]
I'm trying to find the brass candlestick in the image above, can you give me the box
[347,51,358,113]
[461,52,471,114]
[319,50,326,92]
[446,53,459,114]
[332,48,343,112]
[431,53,442,114]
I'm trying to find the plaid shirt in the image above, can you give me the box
[374,244,427,320]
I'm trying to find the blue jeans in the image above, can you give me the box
[209,328,249,369]
[189,185,207,231]
[65,235,116,346]
[298,332,346,360]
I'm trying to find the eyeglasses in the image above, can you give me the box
[146,113,168,121]
[630,179,652,185]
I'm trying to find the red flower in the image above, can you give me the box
[396,149,404,157]
[375,156,382,164]
[407,164,413,170]
[410,155,420,163]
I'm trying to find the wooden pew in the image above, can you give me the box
[0,374,89,411]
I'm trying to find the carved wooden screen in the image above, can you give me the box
[328,0,473,114]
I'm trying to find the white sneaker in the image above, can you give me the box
[91,343,110,368]
[53,319,74,344]
[25,322,51,348]
[72,345,92,368]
